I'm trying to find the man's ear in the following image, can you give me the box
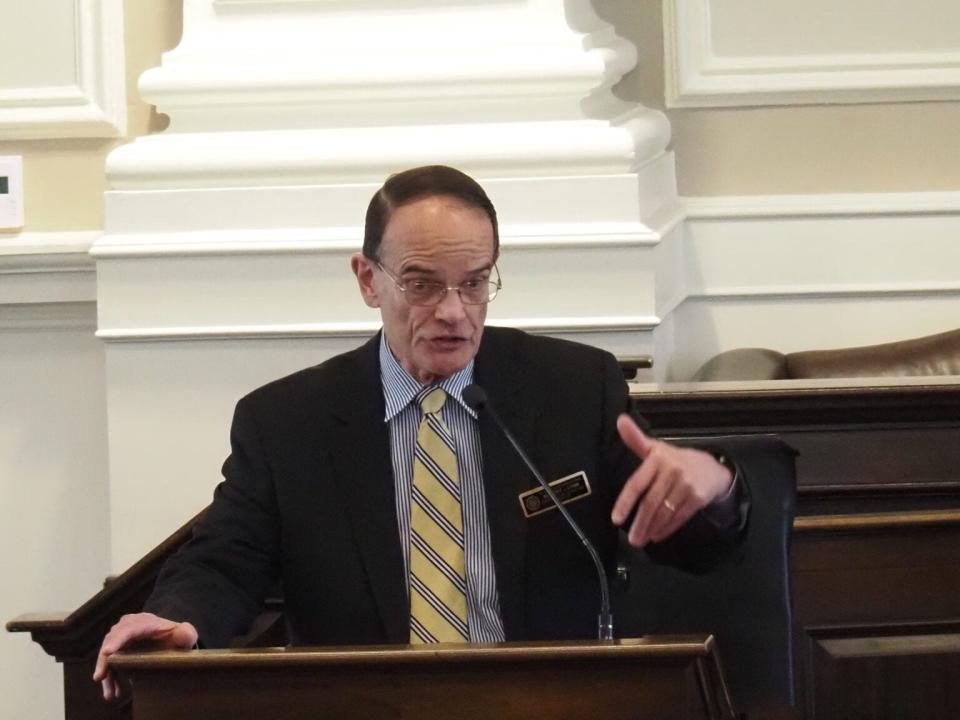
[351,253,381,308]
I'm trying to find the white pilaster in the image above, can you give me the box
[96,0,678,567]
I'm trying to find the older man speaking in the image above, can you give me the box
[95,165,745,699]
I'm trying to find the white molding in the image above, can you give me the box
[684,192,960,219]
[0,231,98,273]
[664,0,960,107]
[96,321,381,343]
[140,0,637,132]
[105,118,668,190]
[0,231,97,306]
[91,190,960,342]
[0,0,126,139]
[681,193,960,308]
[692,282,960,301]
[90,223,665,259]
[491,316,659,333]
[0,301,96,331]
[95,316,657,343]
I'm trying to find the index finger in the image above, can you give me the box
[617,414,655,460]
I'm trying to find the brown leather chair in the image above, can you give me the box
[693,328,960,381]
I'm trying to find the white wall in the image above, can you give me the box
[0,238,109,720]
[666,193,960,379]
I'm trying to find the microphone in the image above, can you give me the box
[462,383,614,641]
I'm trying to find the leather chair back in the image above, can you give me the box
[693,328,960,381]
[614,435,797,715]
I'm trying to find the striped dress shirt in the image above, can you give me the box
[379,336,506,643]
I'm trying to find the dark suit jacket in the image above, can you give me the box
[146,327,745,647]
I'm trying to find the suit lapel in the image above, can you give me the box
[474,329,536,640]
[328,335,409,643]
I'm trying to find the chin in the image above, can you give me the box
[422,351,474,381]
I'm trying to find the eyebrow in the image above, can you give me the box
[400,263,493,277]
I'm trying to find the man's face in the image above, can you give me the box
[353,194,497,385]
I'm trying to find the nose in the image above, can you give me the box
[434,287,467,323]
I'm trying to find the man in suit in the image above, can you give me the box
[95,165,745,699]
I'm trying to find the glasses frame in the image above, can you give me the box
[375,261,502,307]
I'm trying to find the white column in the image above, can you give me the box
[96,0,680,567]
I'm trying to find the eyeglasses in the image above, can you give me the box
[376,262,502,306]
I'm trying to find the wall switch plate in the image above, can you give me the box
[0,156,24,231]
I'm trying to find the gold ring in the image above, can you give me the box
[663,498,676,513]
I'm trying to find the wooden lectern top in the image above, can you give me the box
[109,635,736,720]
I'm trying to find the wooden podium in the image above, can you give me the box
[108,637,735,720]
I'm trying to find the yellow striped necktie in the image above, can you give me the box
[409,386,470,643]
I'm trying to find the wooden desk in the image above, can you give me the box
[634,378,960,720]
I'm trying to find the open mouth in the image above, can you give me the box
[430,336,467,351]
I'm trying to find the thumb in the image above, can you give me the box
[617,413,655,460]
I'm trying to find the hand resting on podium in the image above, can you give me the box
[93,612,198,700]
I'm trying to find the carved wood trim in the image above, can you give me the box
[634,381,960,433]
[794,509,960,534]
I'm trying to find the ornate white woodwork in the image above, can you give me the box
[665,0,960,107]
[0,0,126,139]
[96,0,679,565]
[0,232,97,307]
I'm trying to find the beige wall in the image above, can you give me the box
[599,0,960,196]
[0,0,181,232]
[5,0,958,234]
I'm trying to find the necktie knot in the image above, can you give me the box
[417,386,447,416]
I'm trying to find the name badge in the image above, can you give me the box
[518,471,592,518]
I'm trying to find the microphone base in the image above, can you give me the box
[597,613,614,641]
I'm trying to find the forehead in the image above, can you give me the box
[380,194,495,268]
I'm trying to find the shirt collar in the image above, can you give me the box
[379,334,478,421]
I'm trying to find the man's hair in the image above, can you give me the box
[362,165,500,261]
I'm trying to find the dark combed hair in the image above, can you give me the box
[362,165,499,260]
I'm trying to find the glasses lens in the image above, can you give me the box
[454,279,485,305]
[396,273,500,306]
[404,279,444,305]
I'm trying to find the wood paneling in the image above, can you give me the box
[642,381,960,719]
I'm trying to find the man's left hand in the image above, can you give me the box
[611,414,733,547]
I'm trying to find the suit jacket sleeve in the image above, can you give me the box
[143,397,281,647]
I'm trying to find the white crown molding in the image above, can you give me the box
[140,0,636,131]
[90,222,667,259]
[682,193,960,307]
[96,321,380,343]
[95,316,658,343]
[90,190,959,342]
[0,231,97,306]
[0,0,126,139]
[691,282,960,301]
[105,115,669,190]
[664,0,960,107]
[489,316,660,334]
[0,231,98,273]
[684,192,960,219]
[0,301,96,331]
